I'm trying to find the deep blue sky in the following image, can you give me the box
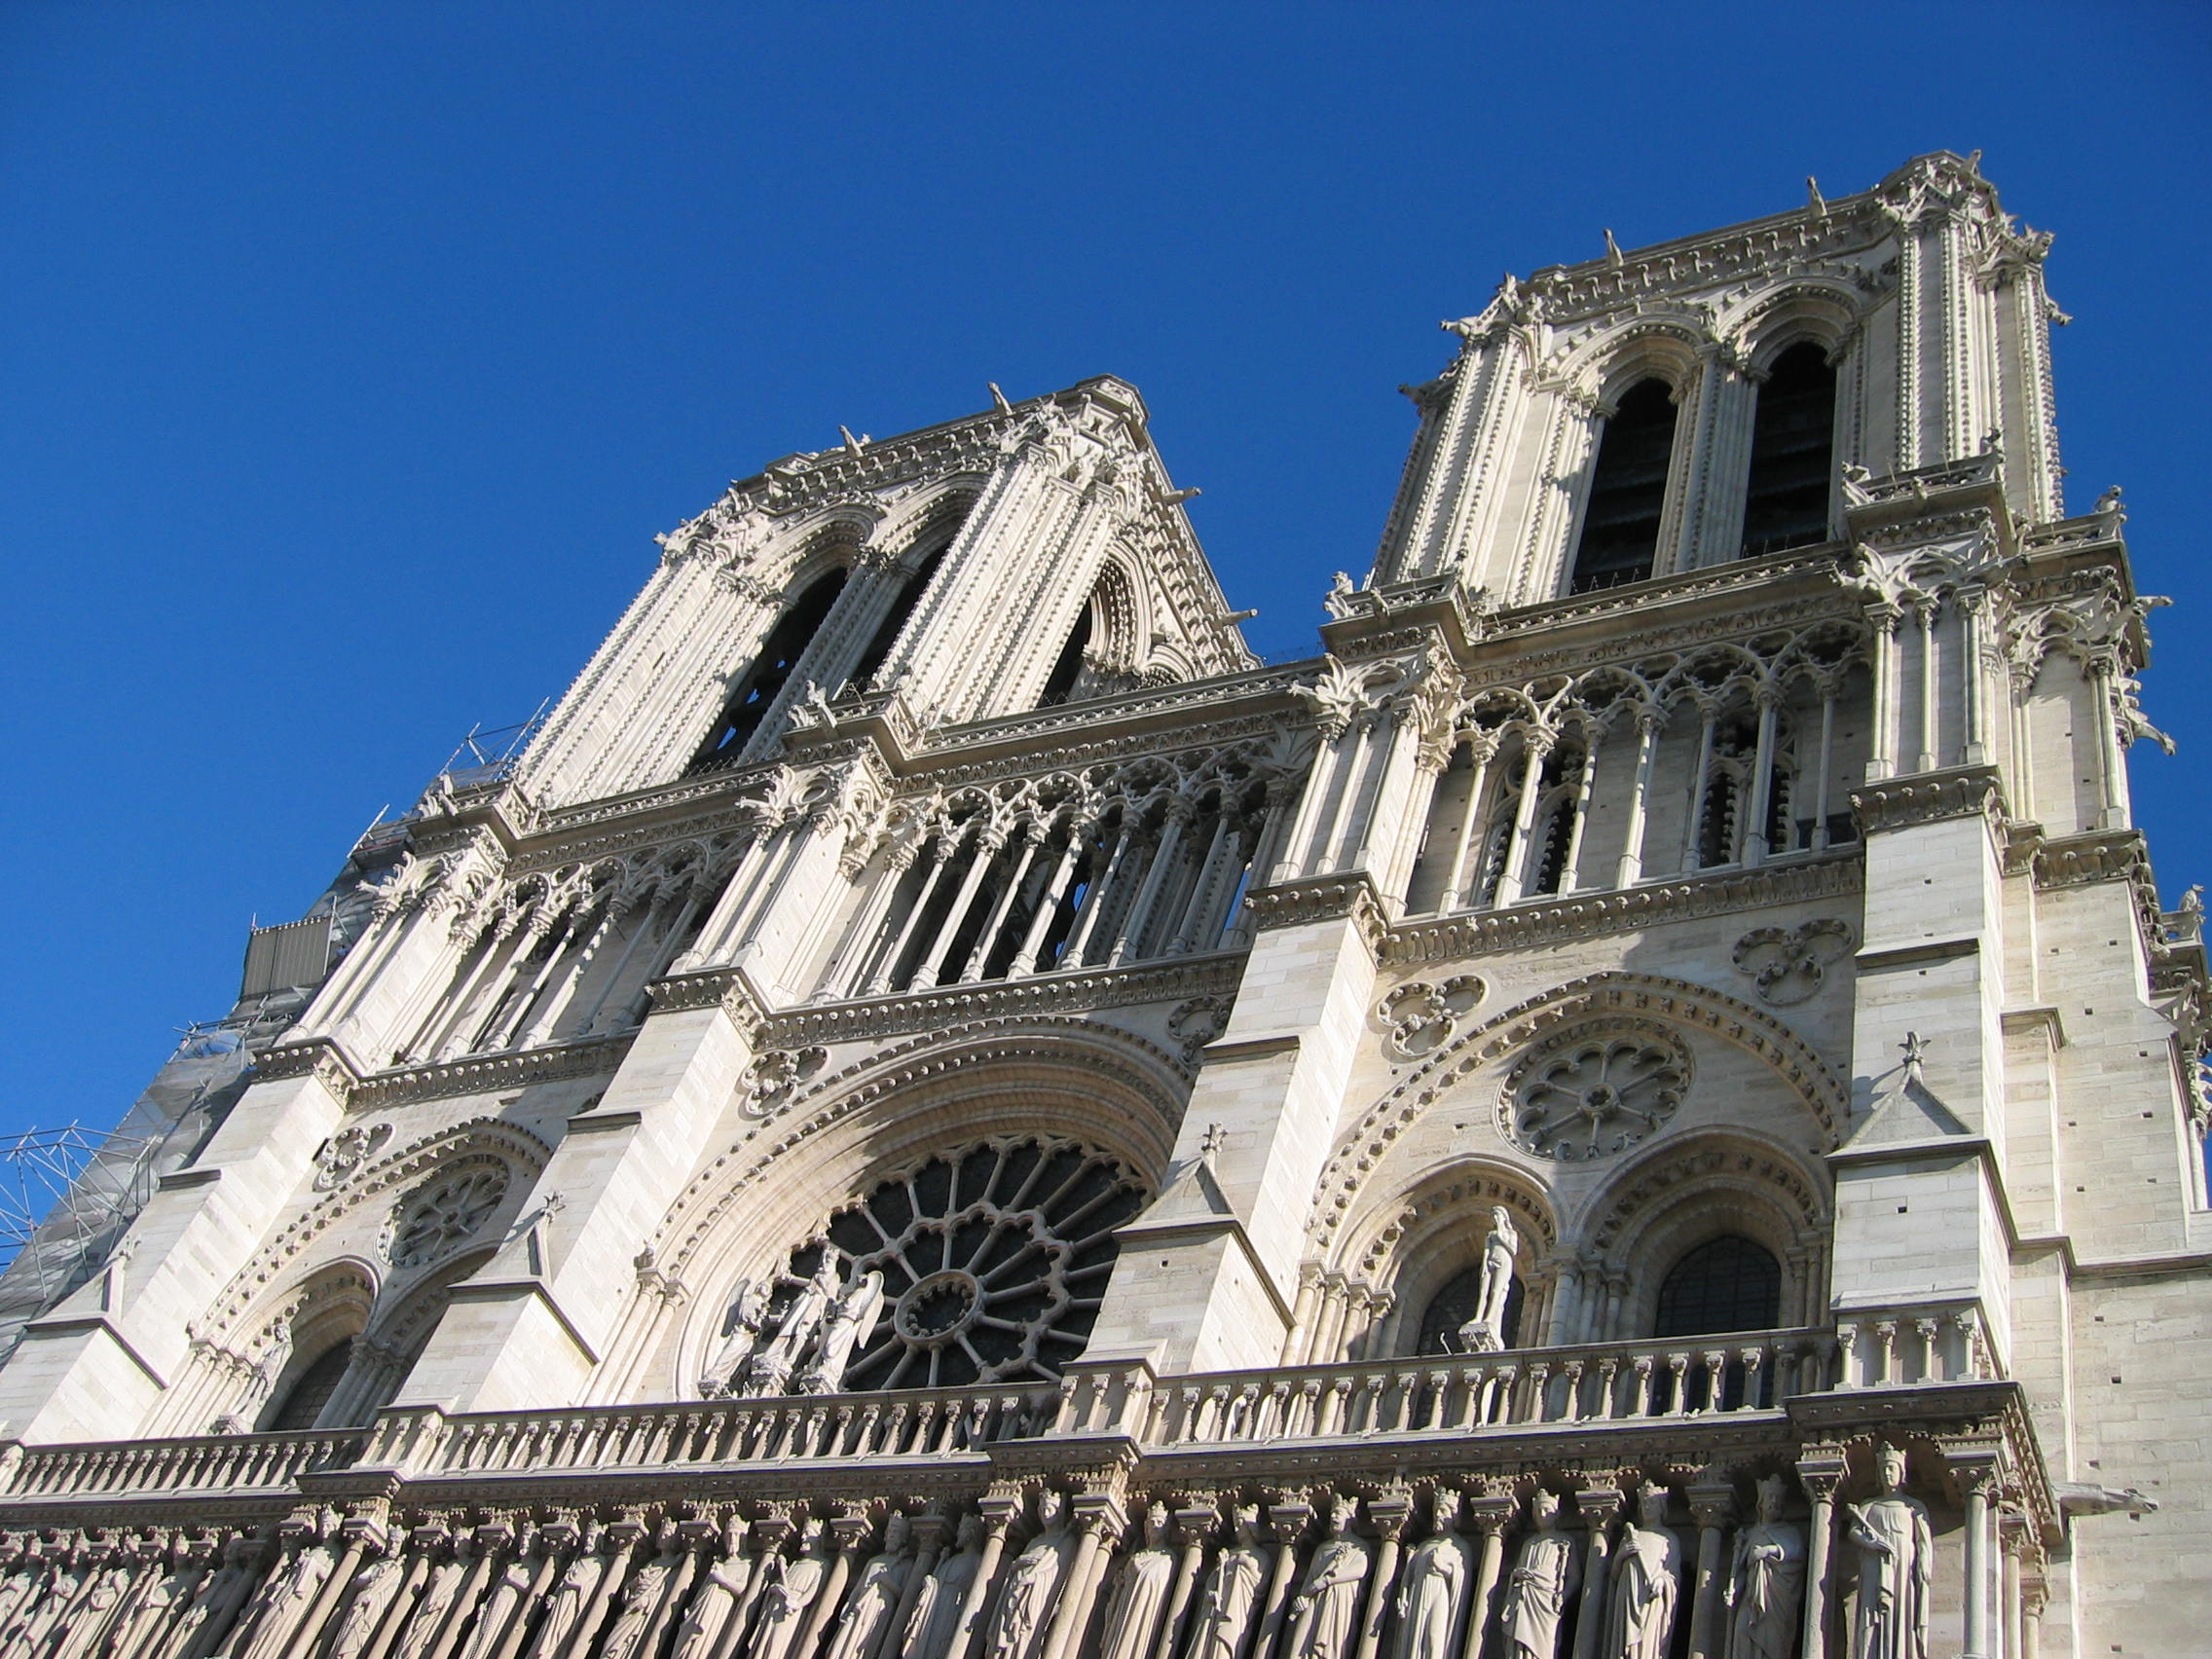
[4,3,2207,1144]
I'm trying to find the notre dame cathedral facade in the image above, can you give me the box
[0,152,2201,1659]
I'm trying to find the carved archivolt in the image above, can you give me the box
[202,1116,552,1340]
[1309,972,1846,1251]
[652,1016,1189,1287]
[1338,1159,1557,1287]
[1579,1128,1828,1270]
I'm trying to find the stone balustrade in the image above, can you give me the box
[0,1309,1985,1512]
[1830,1299,1993,1389]
[4,1426,365,1499]
[1058,1326,1832,1445]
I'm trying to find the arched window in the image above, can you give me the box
[1570,379,1678,594]
[1741,343,1837,555]
[690,568,850,770]
[1654,1235,1782,1337]
[1415,1266,1524,1355]
[1039,605,1093,706]
[262,1340,353,1431]
[847,546,947,694]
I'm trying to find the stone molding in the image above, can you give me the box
[1385,854,1862,964]
[1850,764,2007,835]
[1311,971,1850,1252]
[1241,872,1388,954]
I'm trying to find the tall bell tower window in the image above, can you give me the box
[690,567,849,771]
[1569,378,1678,593]
[1741,342,1837,555]
[847,547,946,695]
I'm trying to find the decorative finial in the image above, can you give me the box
[1603,228,1624,267]
[1200,1124,1229,1164]
[1901,1031,1930,1084]
[1807,176,1826,217]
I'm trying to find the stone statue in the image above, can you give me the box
[324,1552,407,1659]
[51,1554,130,1659]
[980,1491,1076,1659]
[798,1270,886,1395]
[823,1514,912,1659]
[232,1536,336,1659]
[1284,1499,1371,1659]
[1456,1208,1520,1353]
[668,1518,752,1659]
[1094,1503,1175,1659]
[457,1549,535,1659]
[903,1514,987,1659]
[389,1549,469,1659]
[1392,1498,1473,1659]
[1324,571,1358,619]
[1724,1476,1805,1659]
[744,1260,843,1396]
[598,1547,680,1659]
[1500,1492,1578,1659]
[113,1544,210,1659]
[167,1542,263,1659]
[700,1279,773,1396]
[754,1526,832,1659]
[1600,1489,1680,1659]
[534,1524,608,1659]
[1847,1445,1932,1659]
[1183,1507,1267,1659]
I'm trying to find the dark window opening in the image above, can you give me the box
[263,1340,353,1431]
[1039,607,1093,707]
[1654,1235,1782,1338]
[690,568,849,771]
[1742,343,1837,555]
[1417,1266,1525,1355]
[1570,379,1678,594]
[847,547,946,695]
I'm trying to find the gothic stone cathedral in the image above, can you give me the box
[0,153,2200,1659]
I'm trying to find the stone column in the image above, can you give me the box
[949,1497,1018,1659]
[910,829,1004,989]
[1255,1501,1311,1659]
[1460,1493,1513,1659]
[868,833,957,994]
[1567,1489,1622,1659]
[875,1515,945,1659]
[1683,1480,1734,1659]
[1042,1499,1122,1659]
[1999,1509,2028,1659]
[1953,1457,1999,1659]
[1493,730,1553,905]
[1352,1494,1410,1659]
[1151,1507,1214,1659]
[1794,1456,1843,1659]
[962,825,1044,981]
[1437,735,1497,913]
[1008,824,1088,977]
[1612,709,1664,889]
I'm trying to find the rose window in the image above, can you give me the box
[1502,1025,1689,1161]
[387,1165,509,1268]
[775,1137,1148,1390]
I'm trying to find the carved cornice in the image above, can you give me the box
[349,1037,634,1112]
[1384,854,1862,964]
[254,1039,364,1106]
[759,954,1246,1051]
[2029,828,2149,892]
[1242,874,1388,955]
[1850,765,2007,836]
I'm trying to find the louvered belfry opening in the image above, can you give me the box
[1568,377,1678,594]
[1741,341,1837,555]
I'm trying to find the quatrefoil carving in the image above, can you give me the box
[1377,975,1487,1060]
[741,1047,829,1117]
[1732,918,1856,1005]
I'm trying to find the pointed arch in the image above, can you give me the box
[1309,971,1847,1255]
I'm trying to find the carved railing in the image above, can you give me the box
[1832,1300,1995,1389]
[394,1382,1057,1478]
[1059,1328,1832,1446]
[4,1427,366,1499]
